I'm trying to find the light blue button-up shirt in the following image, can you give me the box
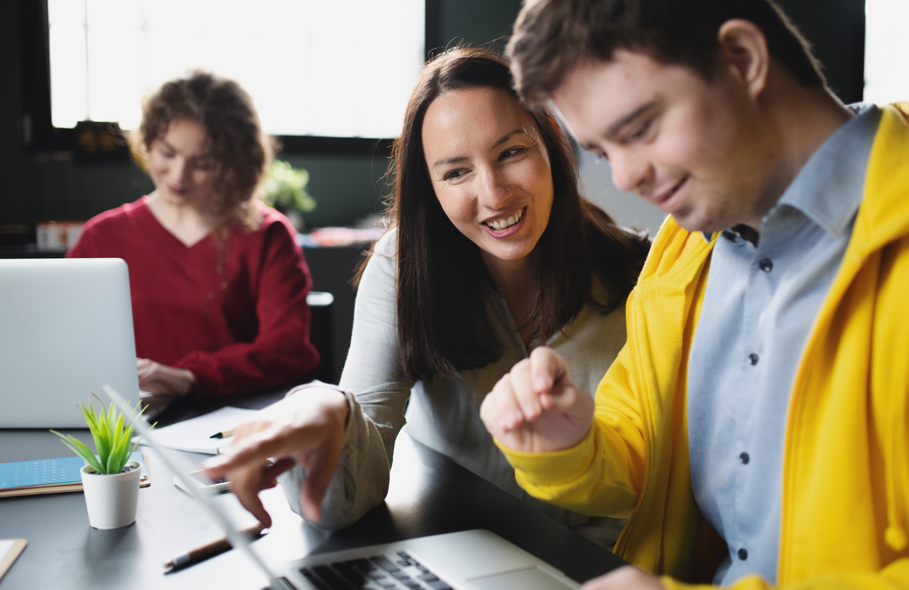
[686,104,881,585]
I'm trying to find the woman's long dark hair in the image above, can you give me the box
[361,48,649,381]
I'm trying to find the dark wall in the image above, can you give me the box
[0,0,522,231]
[777,0,866,103]
[1,1,29,229]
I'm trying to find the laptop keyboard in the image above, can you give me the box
[298,551,453,590]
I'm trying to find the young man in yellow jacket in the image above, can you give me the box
[480,1,909,589]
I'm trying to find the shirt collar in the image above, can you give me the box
[699,104,880,245]
[772,103,881,238]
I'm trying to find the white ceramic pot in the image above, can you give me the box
[80,460,141,529]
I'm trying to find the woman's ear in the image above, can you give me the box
[717,19,770,99]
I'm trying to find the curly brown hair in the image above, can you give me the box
[129,71,275,229]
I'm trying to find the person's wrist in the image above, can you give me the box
[287,384,351,427]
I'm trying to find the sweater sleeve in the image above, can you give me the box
[280,231,414,529]
[496,339,646,518]
[174,217,320,397]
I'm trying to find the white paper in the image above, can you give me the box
[134,407,258,454]
[0,540,13,557]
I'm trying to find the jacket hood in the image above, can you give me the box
[861,102,909,552]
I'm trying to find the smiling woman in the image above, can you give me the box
[372,49,653,383]
[423,86,555,309]
[66,72,320,400]
[200,48,651,550]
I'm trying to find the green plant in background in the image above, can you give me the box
[263,160,316,216]
[50,395,149,475]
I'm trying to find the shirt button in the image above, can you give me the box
[738,548,748,561]
[748,353,759,366]
[758,258,773,272]
[739,452,750,464]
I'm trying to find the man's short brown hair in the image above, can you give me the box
[507,0,826,105]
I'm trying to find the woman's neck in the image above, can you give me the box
[482,252,541,347]
[145,191,215,247]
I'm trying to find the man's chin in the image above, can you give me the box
[668,201,735,235]
[670,208,705,233]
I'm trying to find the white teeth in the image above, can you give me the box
[487,209,523,231]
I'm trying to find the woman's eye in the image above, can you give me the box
[443,169,467,181]
[500,146,526,160]
[194,160,213,171]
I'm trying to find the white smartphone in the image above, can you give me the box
[173,470,231,494]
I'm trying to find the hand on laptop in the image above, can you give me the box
[581,565,666,590]
[480,347,594,453]
[201,386,349,527]
[136,358,195,398]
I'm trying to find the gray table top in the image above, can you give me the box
[0,394,624,589]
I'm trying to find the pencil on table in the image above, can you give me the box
[163,522,265,570]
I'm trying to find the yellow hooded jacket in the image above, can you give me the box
[501,103,909,590]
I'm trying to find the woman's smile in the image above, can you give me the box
[483,207,526,235]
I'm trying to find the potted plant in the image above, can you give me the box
[262,160,316,232]
[51,396,149,529]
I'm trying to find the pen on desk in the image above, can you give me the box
[163,522,265,570]
[209,428,235,439]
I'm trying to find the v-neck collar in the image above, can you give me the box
[137,196,215,252]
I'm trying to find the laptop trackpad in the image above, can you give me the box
[468,566,579,590]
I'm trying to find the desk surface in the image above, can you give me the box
[0,392,624,589]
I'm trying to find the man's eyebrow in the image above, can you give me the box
[602,100,659,141]
[430,128,526,169]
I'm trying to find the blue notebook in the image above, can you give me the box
[0,453,149,498]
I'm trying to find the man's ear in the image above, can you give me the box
[717,19,770,99]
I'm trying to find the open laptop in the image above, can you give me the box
[103,384,585,590]
[0,259,144,428]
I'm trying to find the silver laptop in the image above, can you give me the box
[0,258,142,428]
[104,384,583,590]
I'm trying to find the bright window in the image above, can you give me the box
[47,0,426,138]
[864,0,909,104]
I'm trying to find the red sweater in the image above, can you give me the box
[67,197,319,398]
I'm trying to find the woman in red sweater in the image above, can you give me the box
[67,71,319,399]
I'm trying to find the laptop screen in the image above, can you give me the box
[0,259,141,428]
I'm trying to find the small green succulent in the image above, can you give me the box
[51,395,150,475]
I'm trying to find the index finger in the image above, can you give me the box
[202,431,283,479]
[529,347,569,394]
